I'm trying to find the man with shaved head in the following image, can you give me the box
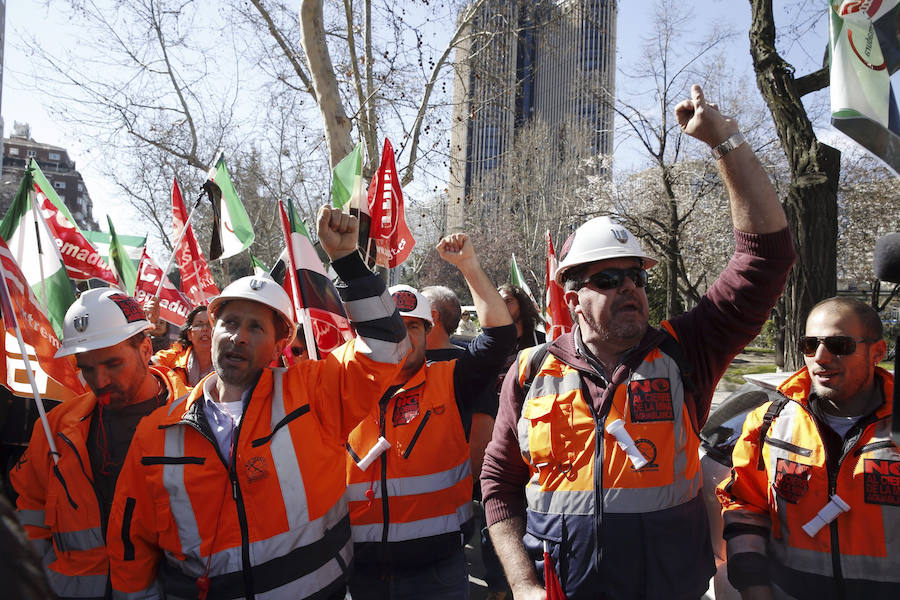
[720,297,896,599]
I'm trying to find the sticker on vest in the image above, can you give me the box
[773,458,810,503]
[863,459,900,506]
[246,456,268,482]
[392,393,420,426]
[633,438,659,471]
[629,378,674,422]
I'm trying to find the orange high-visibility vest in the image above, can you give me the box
[346,361,473,560]
[720,367,899,598]
[108,341,403,599]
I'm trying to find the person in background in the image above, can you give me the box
[152,304,213,387]
[719,297,896,599]
[11,289,187,599]
[346,234,516,600]
[498,283,545,351]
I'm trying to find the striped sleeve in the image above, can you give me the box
[330,252,409,364]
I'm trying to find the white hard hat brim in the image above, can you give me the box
[55,321,151,358]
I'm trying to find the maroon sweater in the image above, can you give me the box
[481,227,796,526]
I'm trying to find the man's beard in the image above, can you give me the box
[581,308,647,347]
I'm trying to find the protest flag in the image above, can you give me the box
[203,152,255,260]
[829,1,900,174]
[331,143,364,212]
[274,198,353,356]
[134,249,193,326]
[250,254,269,277]
[172,178,219,304]
[365,138,415,268]
[510,252,538,305]
[545,231,572,341]
[107,216,138,295]
[0,163,77,337]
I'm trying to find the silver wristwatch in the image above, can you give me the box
[710,132,746,160]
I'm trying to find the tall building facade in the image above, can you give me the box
[447,0,616,231]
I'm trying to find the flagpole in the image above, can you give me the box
[27,193,50,313]
[278,200,320,360]
[0,259,59,465]
[156,190,206,298]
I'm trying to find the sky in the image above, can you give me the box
[0,1,855,245]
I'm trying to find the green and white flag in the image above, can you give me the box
[0,163,76,337]
[107,217,139,295]
[82,230,146,268]
[510,253,537,304]
[250,254,269,277]
[829,1,900,174]
[331,143,364,212]
[203,152,255,260]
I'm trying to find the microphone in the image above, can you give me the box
[874,232,900,283]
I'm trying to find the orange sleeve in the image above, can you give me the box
[716,406,772,519]
[10,419,53,546]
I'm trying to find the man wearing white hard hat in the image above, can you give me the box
[11,288,188,600]
[107,207,410,600]
[346,232,516,600]
[482,84,797,600]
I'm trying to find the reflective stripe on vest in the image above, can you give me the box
[518,348,701,516]
[16,508,46,528]
[44,547,108,599]
[762,401,900,584]
[161,369,352,595]
[112,583,159,600]
[53,525,105,553]
[350,501,473,544]
[346,461,472,502]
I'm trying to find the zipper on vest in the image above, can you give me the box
[57,432,104,535]
[231,413,255,600]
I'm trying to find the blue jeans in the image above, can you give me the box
[349,547,469,600]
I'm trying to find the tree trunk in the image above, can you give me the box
[299,0,354,168]
[749,0,839,370]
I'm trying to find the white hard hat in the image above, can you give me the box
[555,216,658,285]
[389,284,433,325]
[208,276,295,337]
[56,288,152,358]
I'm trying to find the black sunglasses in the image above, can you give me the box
[581,268,648,290]
[798,335,876,357]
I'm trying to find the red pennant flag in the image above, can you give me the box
[172,179,219,305]
[0,237,84,399]
[134,250,193,326]
[38,187,118,284]
[276,200,353,357]
[366,139,415,268]
[543,544,567,600]
[545,231,573,341]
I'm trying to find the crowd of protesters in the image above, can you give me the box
[2,85,896,600]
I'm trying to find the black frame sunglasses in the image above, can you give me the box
[581,267,648,290]
[798,335,877,357]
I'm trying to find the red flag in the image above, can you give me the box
[38,187,118,284]
[0,237,84,399]
[172,178,219,305]
[134,250,193,326]
[545,231,573,341]
[366,139,415,268]
[543,543,567,600]
[276,199,353,357]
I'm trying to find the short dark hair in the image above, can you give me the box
[127,331,149,348]
[177,305,209,348]
[808,297,884,340]
[421,286,461,335]
[498,283,541,334]
[214,300,293,343]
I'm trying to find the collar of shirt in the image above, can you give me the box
[201,374,253,463]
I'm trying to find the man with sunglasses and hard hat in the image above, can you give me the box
[106,206,410,600]
[481,84,796,600]
[11,288,187,600]
[719,297,896,600]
